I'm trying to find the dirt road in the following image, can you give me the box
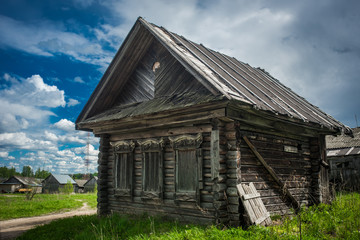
[0,203,96,240]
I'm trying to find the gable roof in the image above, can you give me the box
[3,176,42,186]
[84,176,98,186]
[49,174,76,185]
[76,17,351,135]
[74,179,87,187]
[326,127,360,157]
[327,128,360,149]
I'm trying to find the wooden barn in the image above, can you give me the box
[76,17,352,226]
[74,179,87,193]
[84,176,98,193]
[42,174,77,193]
[0,176,42,193]
[326,127,360,191]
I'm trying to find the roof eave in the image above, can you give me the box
[227,99,350,136]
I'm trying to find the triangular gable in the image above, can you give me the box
[76,17,221,127]
[114,40,212,106]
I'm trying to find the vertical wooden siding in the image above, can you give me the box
[114,41,211,107]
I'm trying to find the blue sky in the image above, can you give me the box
[0,0,359,174]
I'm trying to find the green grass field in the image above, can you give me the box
[16,192,360,240]
[0,193,97,220]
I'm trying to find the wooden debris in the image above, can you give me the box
[237,182,272,226]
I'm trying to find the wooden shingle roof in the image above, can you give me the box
[76,17,351,136]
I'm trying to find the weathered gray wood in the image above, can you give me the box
[197,149,203,190]
[242,192,261,200]
[243,136,300,211]
[237,183,272,226]
[227,105,335,138]
[211,129,220,180]
[87,105,227,135]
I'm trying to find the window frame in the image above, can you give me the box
[111,140,135,198]
[138,138,164,200]
[169,133,203,204]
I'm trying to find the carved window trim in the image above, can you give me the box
[169,133,203,204]
[111,140,135,198]
[138,138,164,200]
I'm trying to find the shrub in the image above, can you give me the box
[60,180,74,194]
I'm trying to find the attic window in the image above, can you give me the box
[152,61,160,72]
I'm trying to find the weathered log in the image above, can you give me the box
[226,187,238,197]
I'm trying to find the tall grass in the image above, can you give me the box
[0,193,97,220]
[17,192,360,240]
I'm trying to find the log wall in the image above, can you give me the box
[98,134,111,215]
[235,124,314,216]
[97,119,327,224]
[103,124,220,224]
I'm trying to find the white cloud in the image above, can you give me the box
[0,15,113,68]
[0,132,58,151]
[0,74,65,132]
[44,131,59,142]
[74,76,85,83]
[59,135,86,144]
[67,98,80,107]
[74,144,99,157]
[53,119,75,132]
[0,152,9,158]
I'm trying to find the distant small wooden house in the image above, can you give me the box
[74,179,87,193]
[0,176,42,193]
[42,174,77,193]
[84,176,98,192]
[326,127,360,191]
[76,17,351,226]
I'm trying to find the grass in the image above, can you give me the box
[17,192,359,240]
[0,193,97,220]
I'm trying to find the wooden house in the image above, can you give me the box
[0,176,42,193]
[76,17,352,226]
[42,174,77,193]
[84,176,98,192]
[326,127,360,191]
[74,179,87,193]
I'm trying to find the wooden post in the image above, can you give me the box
[243,136,300,211]
[211,129,220,180]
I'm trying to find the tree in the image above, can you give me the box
[71,173,84,180]
[21,166,34,177]
[61,180,74,194]
[0,166,20,178]
[34,168,51,179]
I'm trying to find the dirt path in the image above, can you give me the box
[0,203,96,240]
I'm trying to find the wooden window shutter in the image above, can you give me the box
[211,129,220,180]
[111,140,135,198]
[138,138,164,200]
[169,133,203,203]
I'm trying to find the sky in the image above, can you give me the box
[0,0,359,175]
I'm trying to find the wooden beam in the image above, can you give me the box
[227,104,338,137]
[89,108,226,135]
[242,136,300,211]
